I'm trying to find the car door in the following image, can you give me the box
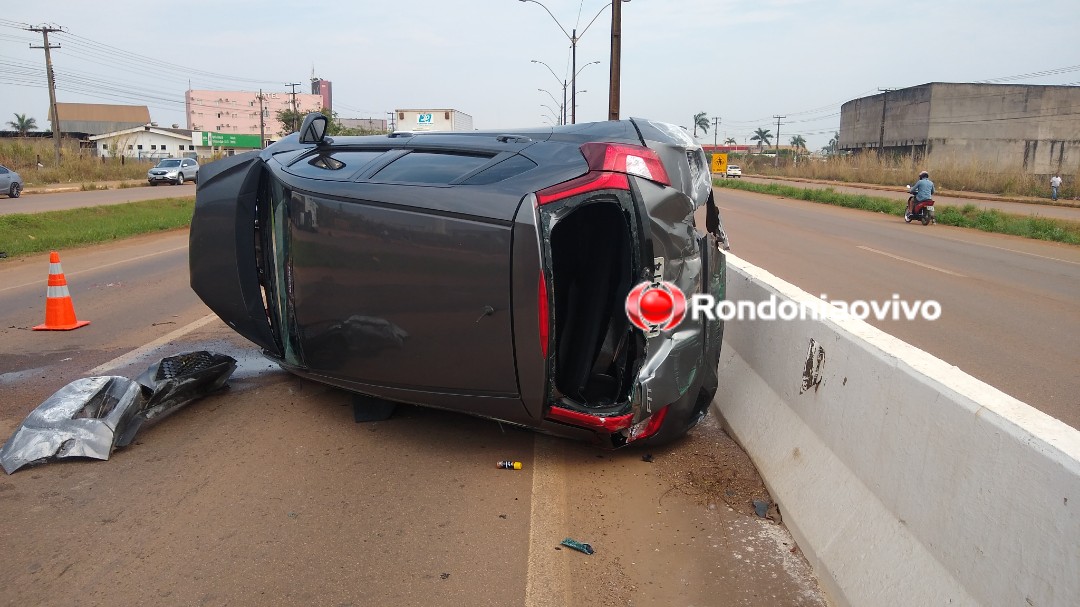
[0,167,10,191]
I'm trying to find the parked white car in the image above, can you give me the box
[726,164,742,178]
[147,158,199,186]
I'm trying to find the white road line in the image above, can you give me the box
[934,236,1080,266]
[524,435,571,607]
[88,313,220,375]
[0,245,188,293]
[857,245,968,277]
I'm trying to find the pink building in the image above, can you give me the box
[185,89,324,137]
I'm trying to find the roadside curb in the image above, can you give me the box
[743,174,1080,210]
[23,181,151,195]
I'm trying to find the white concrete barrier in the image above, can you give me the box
[713,253,1080,607]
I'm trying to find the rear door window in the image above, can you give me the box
[371,151,492,184]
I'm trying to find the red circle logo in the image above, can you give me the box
[625,281,687,332]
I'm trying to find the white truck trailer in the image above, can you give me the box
[393,109,473,132]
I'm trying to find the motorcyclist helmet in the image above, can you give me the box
[919,171,929,179]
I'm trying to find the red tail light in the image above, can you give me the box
[580,142,671,186]
[626,406,670,443]
[538,272,550,357]
[546,405,634,432]
[534,142,670,206]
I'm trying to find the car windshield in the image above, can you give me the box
[156,160,182,168]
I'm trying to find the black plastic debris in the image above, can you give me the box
[0,351,236,474]
[560,538,595,555]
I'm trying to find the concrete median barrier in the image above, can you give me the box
[713,253,1080,607]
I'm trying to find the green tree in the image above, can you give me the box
[693,112,709,138]
[723,137,737,145]
[750,127,772,152]
[790,135,807,154]
[277,108,388,137]
[7,113,37,136]
[823,131,840,155]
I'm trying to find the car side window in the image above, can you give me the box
[0,167,8,175]
[371,151,492,184]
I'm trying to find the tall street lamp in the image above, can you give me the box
[539,89,564,124]
[519,0,617,124]
[531,59,567,125]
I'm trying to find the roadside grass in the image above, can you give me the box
[0,138,155,186]
[726,153,1077,200]
[0,198,195,258]
[715,179,1080,245]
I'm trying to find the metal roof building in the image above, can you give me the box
[52,103,151,136]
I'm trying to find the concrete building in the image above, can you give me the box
[340,118,388,132]
[312,78,332,113]
[839,83,1080,174]
[185,89,324,138]
[53,103,150,136]
[88,125,263,160]
[88,125,199,160]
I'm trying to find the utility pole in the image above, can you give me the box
[286,82,301,133]
[773,115,785,167]
[877,88,894,156]
[29,24,63,166]
[608,0,623,121]
[712,116,720,149]
[387,111,395,133]
[258,89,266,147]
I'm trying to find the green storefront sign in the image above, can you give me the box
[199,132,262,148]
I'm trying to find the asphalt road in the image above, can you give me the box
[712,185,1080,428]
[0,231,824,606]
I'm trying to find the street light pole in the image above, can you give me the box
[531,59,568,125]
[520,0,615,124]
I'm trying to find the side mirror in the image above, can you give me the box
[298,113,329,145]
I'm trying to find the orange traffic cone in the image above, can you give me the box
[32,251,90,331]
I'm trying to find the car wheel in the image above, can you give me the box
[9,182,21,198]
[176,174,185,186]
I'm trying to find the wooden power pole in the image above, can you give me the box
[29,24,63,166]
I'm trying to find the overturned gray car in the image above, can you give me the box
[189,114,728,447]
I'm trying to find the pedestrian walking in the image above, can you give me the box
[1050,174,1062,201]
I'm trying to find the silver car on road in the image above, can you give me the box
[147,158,199,186]
[0,164,23,198]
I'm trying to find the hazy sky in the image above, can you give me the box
[2,0,1078,151]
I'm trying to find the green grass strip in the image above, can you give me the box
[0,198,195,258]
[715,179,1080,245]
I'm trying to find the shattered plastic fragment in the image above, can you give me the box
[0,351,236,474]
[560,538,595,555]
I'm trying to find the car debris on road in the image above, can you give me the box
[0,351,236,474]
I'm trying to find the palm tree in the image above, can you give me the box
[825,131,840,155]
[750,128,772,152]
[724,137,737,146]
[790,135,807,155]
[7,113,37,136]
[693,112,709,138]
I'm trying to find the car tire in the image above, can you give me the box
[9,182,21,198]
[176,174,185,186]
